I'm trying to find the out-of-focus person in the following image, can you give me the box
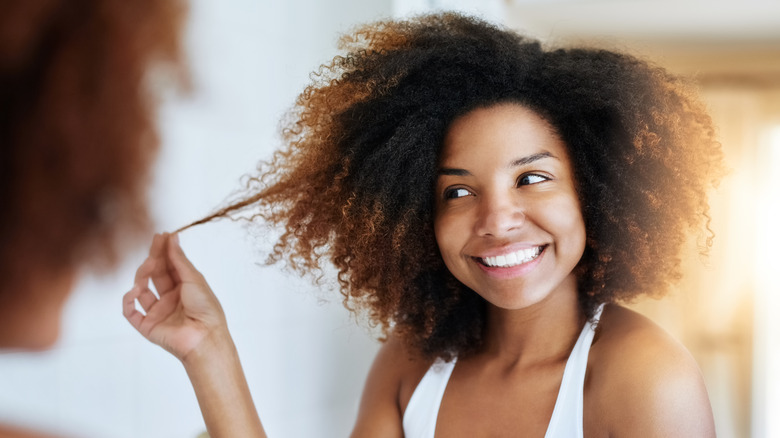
[0,0,186,435]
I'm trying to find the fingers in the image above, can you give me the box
[125,233,187,338]
[134,256,156,289]
[126,232,210,327]
[123,282,160,321]
[137,287,159,312]
[167,233,205,283]
[122,286,146,333]
[148,232,166,258]
[149,233,178,295]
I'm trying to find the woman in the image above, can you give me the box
[125,13,722,437]
[0,0,186,349]
[0,0,186,436]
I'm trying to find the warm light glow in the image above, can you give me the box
[758,127,780,277]
[756,125,780,438]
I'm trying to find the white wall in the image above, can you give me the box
[393,0,506,22]
[0,1,393,437]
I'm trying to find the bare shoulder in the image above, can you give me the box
[586,304,715,437]
[351,335,432,438]
[0,424,58,438]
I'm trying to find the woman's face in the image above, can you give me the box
[434,103,586,310]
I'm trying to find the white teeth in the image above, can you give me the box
[481,246,542,268]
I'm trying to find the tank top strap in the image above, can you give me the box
[402,304,605,438]
[544,304,605,438]
[402,358,456,438]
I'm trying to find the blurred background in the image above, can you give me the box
[0,0,777,437]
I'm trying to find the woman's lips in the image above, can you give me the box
[478,245,544,268]
[472,245,547,279]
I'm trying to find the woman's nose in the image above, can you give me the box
[474,193,525,237]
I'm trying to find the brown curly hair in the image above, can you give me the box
[0,0,186,296]
[184,13,723,360]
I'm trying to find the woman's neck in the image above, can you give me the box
[480,275,584,367]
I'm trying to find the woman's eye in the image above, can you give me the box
[444,187,472,199]
[517,174,549,186]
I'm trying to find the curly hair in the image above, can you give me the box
[185,13,723,360]
[0,0,186,296]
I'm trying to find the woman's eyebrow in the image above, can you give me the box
[510,151,557,167]
[438,151,558,176]
[438,167,471,176]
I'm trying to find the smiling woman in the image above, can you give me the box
[125,12,724,437]
[434,104,586,312]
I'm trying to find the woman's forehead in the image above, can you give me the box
[439,103,569,167]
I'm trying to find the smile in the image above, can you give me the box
[478,246,544,268]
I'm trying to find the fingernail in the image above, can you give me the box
[171,233,180,245]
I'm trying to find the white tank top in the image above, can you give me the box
[402,305,604,438]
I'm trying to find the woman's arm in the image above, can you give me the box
[124,233,411,437]
[180,326,266,438]
[123,233,266,437]
[350,336,422,438]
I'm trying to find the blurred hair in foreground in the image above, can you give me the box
[0,0,187,348]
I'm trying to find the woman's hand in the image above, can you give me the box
[123,233,226,362]
[123,233,267,437]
